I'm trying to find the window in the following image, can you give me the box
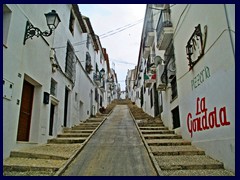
[65,42,74,80]
[100,53,103,64]
[150,89,153,108]
[171,76,177,100]
[95,88,98,102]
[86,52,92,73]
[75,92,78,101]
[86,34,90,49]
[69,10,75,35]
[50,78,57,96]
[100,95,102,107]
[3,5,12,47]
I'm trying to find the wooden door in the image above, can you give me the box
[49,103,55,136]
[63,87,69,127]
[17,81,34,141]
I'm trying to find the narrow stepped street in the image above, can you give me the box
[3,100,234,176]
[61,105,157,176]
[128,102,234,176]
[3,115,107,176]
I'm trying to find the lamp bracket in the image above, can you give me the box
[23,21,52,45]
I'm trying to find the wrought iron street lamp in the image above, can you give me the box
[100,68,106,78]
[23,10,61,45]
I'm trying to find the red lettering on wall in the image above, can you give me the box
[186,97,230,137]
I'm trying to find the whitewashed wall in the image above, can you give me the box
[173,4,235,172]
[3,4,55,158]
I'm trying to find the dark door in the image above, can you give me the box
[64,87,69,127]
[17,80,34,141]
[172,106,180,129]
[154,84,160,116]
[49,103,55,136]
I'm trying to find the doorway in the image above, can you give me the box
[172,106,180,129]
[49,103,55,136]
[154,84,160,116]
[17,80,34,141]
[63,87,69,127]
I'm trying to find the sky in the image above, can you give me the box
[79,4,146,91]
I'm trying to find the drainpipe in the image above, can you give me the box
[224,4,235,58]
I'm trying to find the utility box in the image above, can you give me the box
[3,78,13,100]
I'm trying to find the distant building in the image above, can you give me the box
[120,91,126,99]
[125,67,137,102]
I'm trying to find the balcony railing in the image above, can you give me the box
[93,72,101,86]
[156,9,173,50]
[145,21,155,47]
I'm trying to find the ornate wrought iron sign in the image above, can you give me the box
[186,24,207,69]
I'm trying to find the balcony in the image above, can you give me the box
[153,4,168,9]
[143,47,150,59]
[156,10,173,50]
[145,21,155,46]
[93,73,101,86]
[100,81,105,92]
[144,73,156,88]
[145,32,155,47]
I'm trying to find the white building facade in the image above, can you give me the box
[135,4,235,172]
[3,4,117,159]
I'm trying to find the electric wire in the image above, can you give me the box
[54,6,174,50]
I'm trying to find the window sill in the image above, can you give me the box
[50,95,59,105]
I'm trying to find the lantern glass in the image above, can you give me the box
[45,10,61,30]
[100,68,106,77]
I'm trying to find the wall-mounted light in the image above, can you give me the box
[23,10,61,45]
[100,68,106,78]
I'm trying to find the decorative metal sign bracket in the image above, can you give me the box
[186,24,207,70]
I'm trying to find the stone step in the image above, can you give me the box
[155,155,224,170]
[10,151,68,160]
[150,145,205,156]
[72,126,97,130]
[141,130,175,134]
[86,118,104,122]
[57,133,90,138]
[9,144,81,160]
[77,121,100,126]
[3,170,55,176]
[63,129,93,133]
[139,127,168,130]
[161,169,235,176]
[47,137,86,144]
[138,123,164,127]
[146,139,191,146]
[143,134,182,139]
[3,157,66,172]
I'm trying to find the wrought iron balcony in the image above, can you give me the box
[144,73,156,88]
[145,21,155,46]
[93,72,101,86]
[156,9,173,50]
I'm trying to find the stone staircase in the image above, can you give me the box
[3,116,106,176]
[128,104,234,176]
